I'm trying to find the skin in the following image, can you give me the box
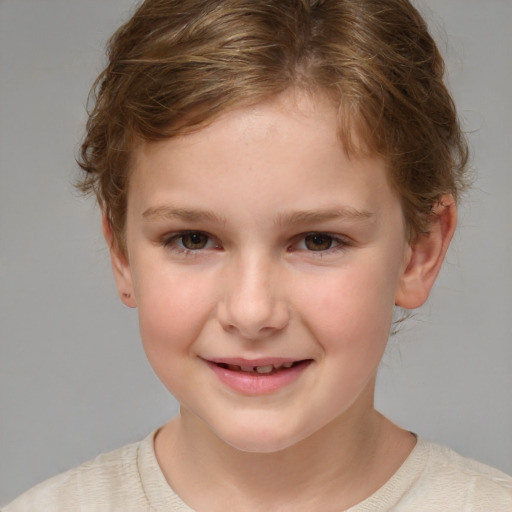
[106,89,456,510]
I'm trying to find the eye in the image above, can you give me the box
[290,232,350,255]
[303,233,337,251]
[163,231,219,253]
[181,232,209,250]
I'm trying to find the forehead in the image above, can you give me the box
[133,88,373,160]
[127,90,398,226]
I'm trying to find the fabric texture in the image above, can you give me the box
[3,431,512,511]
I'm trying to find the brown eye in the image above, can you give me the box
[304,234,334,251]
[181,232,209,250]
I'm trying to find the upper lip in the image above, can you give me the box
[203,357,305,367]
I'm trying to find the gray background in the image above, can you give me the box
[1,0,511,504]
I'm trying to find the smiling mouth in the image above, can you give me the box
[205,358,312,394]
[213,360,311,375]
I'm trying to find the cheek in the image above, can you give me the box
[295,264,398,350]
[133,267,217,360]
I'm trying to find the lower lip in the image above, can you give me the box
[206,360,311,395]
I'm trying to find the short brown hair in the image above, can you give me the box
[78,0,468,249]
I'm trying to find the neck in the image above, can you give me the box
[155,393,415,510]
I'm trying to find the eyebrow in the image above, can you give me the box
[142,205,227,224]
[275,207,374,226]
[142,204,374,226]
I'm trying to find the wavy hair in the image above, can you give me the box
[78,0,469,249]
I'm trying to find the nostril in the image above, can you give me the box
[216,284,290,340]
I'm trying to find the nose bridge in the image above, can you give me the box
[219,250,288,339]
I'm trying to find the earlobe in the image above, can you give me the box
[101,212,137,308]
[395,196,457,309]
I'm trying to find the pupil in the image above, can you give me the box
[183,233,207,249]
[305,234,332,251]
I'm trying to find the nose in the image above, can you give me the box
[217,254,290,340]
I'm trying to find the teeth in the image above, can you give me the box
[221,362,298,373]
[255,365,274,374]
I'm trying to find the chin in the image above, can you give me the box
[224,434,299,454]
[211,419,313,454]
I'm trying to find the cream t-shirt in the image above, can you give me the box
[4,431,512,511]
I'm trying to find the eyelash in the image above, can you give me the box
[161,231,351,256]
[292,232,351,254]
[162,231,219,256]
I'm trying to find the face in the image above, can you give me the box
[114,91,415,453]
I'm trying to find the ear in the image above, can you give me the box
[395,196,457,309]
[102,211,137,308]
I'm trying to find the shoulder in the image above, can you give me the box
[349,436,512,512]
[3,436,149,512]
[406,438,512,511]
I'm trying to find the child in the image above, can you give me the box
[4,0,511,510]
